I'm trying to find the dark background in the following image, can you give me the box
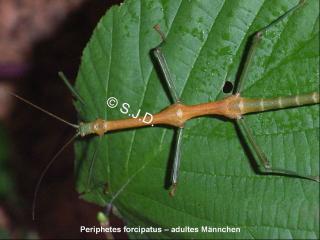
[0,0,127,239]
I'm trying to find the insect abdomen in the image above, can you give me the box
[241,92,319,114]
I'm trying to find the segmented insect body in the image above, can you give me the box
[239,92,320,114]
[78,92,320,137]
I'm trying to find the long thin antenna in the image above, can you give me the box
[32,133,79,220]
[86,136,102,192]
[7,91,78,128]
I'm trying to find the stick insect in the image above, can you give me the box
[8,0,319,219]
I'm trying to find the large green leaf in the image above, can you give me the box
[74,0,319,238]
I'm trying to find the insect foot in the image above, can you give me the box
[169,184,177,197]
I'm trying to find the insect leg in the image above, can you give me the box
[153,25,186,194]
[58,71,86,105]
[169,127,184,196]
[235,0,306,94]
[152,25,180,103]
[237,117,319,182]
[153,47,180,103]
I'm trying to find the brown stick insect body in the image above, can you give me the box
[80,92,320,137]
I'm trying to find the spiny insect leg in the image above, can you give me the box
[235,1,306,94]
[170,127,184,196]
[237,117,319,182]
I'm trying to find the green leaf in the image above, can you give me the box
[74,0,319,238]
